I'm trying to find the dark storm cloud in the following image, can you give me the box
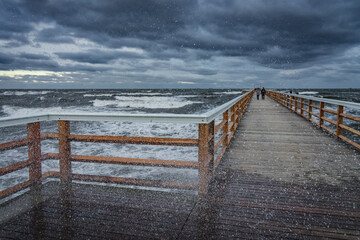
[36,27,75,44]
[1,0,360,88]
[19,53,51,60]
[17,0,360,68]
[0,53,14,65]
[0,1,34,44]
[23,0,194,39]
[55,49,144,64]
[0,51,58,70]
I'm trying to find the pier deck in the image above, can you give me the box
[1,96,359,239]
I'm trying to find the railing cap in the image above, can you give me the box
[0,91,253,127]
[271,91,360,109]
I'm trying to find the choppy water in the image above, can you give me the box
[0,89,243,191]
[0,88,359,192]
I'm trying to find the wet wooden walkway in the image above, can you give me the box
[1,96,360,239]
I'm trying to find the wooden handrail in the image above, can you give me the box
[40,132,59,139]
[0,138,30,152]
[0,159,32,176]
[214,118,227,135]
[340,124,360,136]
[68,135,199,146]
[0,180,32,199]
[70,155,198,168]
[341,113,360,122]
[267,91,360,150]
[0,90,254,198]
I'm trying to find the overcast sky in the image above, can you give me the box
[1,0,360,89]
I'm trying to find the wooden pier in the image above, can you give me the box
[1,94,360,239]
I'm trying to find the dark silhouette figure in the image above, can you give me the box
[256,88,261,100]
[261,87,266,100]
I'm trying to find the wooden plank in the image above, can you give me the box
[42,171,60,179]
[340,124,360,136]
[310,119,319,126]
[338,135,360,149]
[71,173,198,190]
[310,104,320,109]
[323,108,337,115]
[198,122,213,195]
[68,135,199,146]
[319,102,324,128]
[40,132,59,140]
[218,110,229,171]
[308,100,312,120]
[0,138,30,152]
[311,112,320,118]
[215,119,227,135]
[301,108,309,113]
[27,122,42,186]
[0,180,31,199]
[214,134,226,153]
[41,153,59,160]
[0,159,32,176]
[228,122,234,132]
[70,155,198,168]
[336,105,343,138]
[322,126,336,135]
[58,121,71,183]
[228,131,235,144]
[341,113,360,122]
[214,145,226,170]
[228,111,235,119]
[322,117,337,126]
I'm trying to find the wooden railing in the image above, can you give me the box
[0,90,254,198]
[267,91,360,150]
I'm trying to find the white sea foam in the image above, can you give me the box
[119,92,173,96]
[298,91,319,95]
[215,91,243,95]
[92,96,202,109]
[1,105,140,118]
[2,105,63,117]
[1,91,52,96]
[83,94,114,97]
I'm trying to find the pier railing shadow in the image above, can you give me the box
[267,91,360,149]
[0,90,254,199]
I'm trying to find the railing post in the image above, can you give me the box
[288,95,291,108]
[223,110,229,150]
[198,120,214,195]
[336,105,344,138]
[28,122,42,187]
[308,100,312,120]
[319,102,324,128]
[236,101,241,124]
[58,121,72,184]
[294,97,298,113]
[300,98,304,116]
[230,106,235,142]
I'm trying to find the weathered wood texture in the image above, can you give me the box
[1,96,359,239]
[267,91,360,149]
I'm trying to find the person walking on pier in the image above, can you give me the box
[261,87,266,100]
[256,88,261,100]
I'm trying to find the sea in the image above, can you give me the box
[0,88,359,193]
